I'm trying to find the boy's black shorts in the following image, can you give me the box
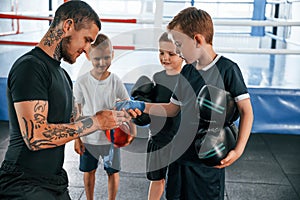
[0,160,71,200]
[166,161,225,200]
[146,138,172,181]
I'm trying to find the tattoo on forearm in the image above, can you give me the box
[79,118,93,134]
[22,118,33,147]
[22,117,57,150]
[42,125,77,140]
[21,101,95,150]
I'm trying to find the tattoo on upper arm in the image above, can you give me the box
[34,101,46,112]
[33,114,46,129]
[33,101,47,129]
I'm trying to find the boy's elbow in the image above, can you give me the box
[169,110,179,117]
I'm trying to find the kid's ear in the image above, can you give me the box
[194,34,205,47]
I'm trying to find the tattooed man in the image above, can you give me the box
[0,2,130,199]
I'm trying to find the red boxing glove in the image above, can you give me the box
[105,122,135,148]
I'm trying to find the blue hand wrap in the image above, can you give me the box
[115,100,145,111]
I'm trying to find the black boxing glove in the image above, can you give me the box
[131,75,154,99]
[195,124,238,166]
[130,76,154,126]
[196,85,239,127]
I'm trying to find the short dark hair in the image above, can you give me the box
[167,7,213,45]
[51,1,101,31]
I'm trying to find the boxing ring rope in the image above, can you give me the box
[0,13,53,21]
[0,39,299,55]
[1,13,300,53]
[213,19,300,27]
[215,48,300,55]
[0,13,137,24]
[0,13,137,37]
[0,13,137,50]
[1,13,300,26]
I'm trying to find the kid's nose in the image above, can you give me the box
[99,58,105,66]
[162,54,169,61]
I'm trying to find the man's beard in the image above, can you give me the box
[61,36,76,64]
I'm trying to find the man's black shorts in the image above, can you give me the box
[0,160,70,200]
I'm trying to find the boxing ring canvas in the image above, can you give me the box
[0,78,7,121]
[248,87,300,134]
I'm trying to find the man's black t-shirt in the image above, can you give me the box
[5,47,73,175]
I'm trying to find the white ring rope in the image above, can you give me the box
[147,19,300,26]
[216,47,300,54]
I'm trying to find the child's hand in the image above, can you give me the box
[74,138,85,155]
[214,149,242,169]
[127,108,143,118]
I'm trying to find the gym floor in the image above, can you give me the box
[0,120,299,200]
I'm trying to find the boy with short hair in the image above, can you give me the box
[73,33,135,200]
[117,7,253,200]
[145,32,183,200]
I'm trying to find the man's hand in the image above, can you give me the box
[95,110,131,130]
